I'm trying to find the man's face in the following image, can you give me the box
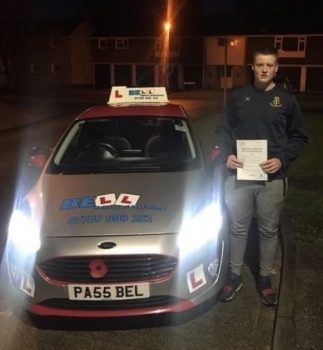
[252,53,278,86]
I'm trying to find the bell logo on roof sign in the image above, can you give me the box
[108,86,169,104]
[141,89,155,95]
[128,89,141,96]
[129,89,157,96]
[128,89,155,96]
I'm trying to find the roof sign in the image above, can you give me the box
[108,86,169,105]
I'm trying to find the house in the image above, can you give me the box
[203,17,323,93]
[5,18,92,92]
[91,18,323,93]
[91,20,205,90]
[4,16,323,93]
[205,33,323,93]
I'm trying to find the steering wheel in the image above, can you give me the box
[83,142,119,157]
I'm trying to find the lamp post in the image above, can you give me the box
[223,37,228,107]
[164,21,171,89]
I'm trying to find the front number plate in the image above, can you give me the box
[68,283,150,300]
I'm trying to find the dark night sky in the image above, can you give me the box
[34,0,233,18]
[203,0,235,15]
[18,0,323,34]
[31,0,323,21]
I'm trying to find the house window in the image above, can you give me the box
[50,38,58,49]
[275,37,282,51]
[107,39,114,48]
[220,65,232,77]
[115,38,129,49]
[275,36,306,52]
[218,38,228,47]
[283,37,299,51]
[98,38,107,49]
[299,36,306,51]
[218,37,237,47]
[30,63,40,74]
[51,63,59,74]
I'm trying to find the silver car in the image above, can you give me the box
[4,87,228,319]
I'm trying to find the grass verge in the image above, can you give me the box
[287,112,323,243]
[286,177,323,243]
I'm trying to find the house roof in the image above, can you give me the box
[10,18,87,37]
[202,16,323,36]
[4,15,323,39]
[91,19,159,37]
[90,15,323,38]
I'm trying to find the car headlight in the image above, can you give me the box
[8,201,41,255]
[177,202,223,257]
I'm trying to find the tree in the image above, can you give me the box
[0,0,35,86]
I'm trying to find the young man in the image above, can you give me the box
[215,46,308,306]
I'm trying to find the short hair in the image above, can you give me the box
[253,46,279,62]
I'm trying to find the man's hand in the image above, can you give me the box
[260,158,282,173]
[226,154,243,169]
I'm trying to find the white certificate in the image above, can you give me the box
[236,140,268,181]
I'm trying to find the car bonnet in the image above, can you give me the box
[27,171,212,237]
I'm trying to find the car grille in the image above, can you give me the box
[38,255,178,283]
[37,296,184,311]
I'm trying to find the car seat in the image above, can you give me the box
[103,137,132,154]
[145,134,187,158]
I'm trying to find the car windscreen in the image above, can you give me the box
[46,116,201,174]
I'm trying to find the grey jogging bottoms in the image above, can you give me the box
[224,175,287,277]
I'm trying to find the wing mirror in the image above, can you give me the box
[208,146,226,175]
[29,147,48,169]
[210,146,221,161]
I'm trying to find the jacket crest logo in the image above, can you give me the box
[270,96,282,107]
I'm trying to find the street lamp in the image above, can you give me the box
[223,38,228,107]
[223,38,237,107]
[164,21,171,89]
[164,21,171,33]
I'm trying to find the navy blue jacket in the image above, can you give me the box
[215,84,309,180]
